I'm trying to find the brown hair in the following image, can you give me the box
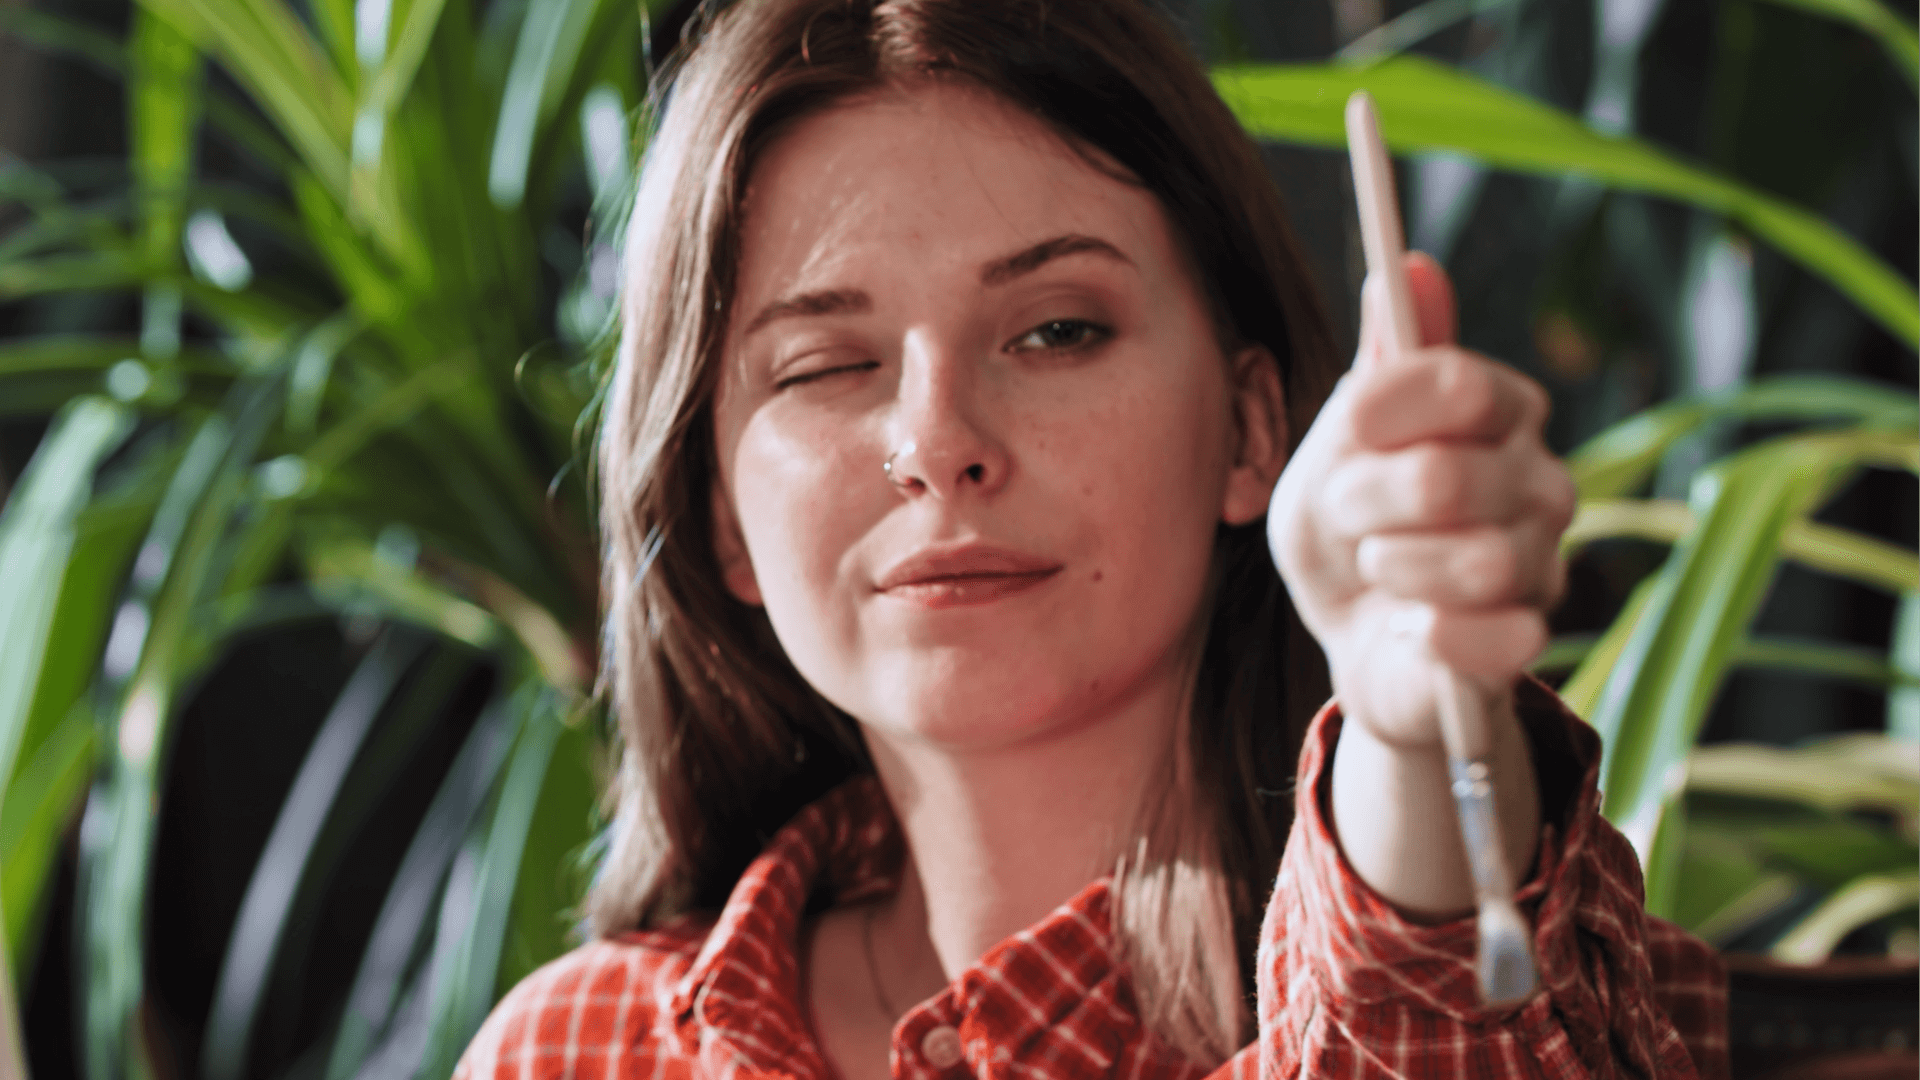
[593,0,1339,1064]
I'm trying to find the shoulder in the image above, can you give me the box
[453,920,715,1080]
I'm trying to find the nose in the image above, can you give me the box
[884,330,1011,500]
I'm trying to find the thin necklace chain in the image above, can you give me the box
[861,903,899,1020]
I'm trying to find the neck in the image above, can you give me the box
[862,667,1190,984]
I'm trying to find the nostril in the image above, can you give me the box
[963,463,985,483]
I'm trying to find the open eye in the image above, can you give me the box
[1006,318,1111,353]
[773,359,880,391]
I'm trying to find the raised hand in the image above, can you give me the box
[1266,252,1571,918]
[1268,252,1574,751]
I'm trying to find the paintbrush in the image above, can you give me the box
[1343,89,1538,1007]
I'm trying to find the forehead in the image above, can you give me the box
[734,81,1183,302]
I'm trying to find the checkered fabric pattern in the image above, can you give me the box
[455,686,1727,1080]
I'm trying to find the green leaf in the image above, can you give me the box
[0,205,133,268]
[0,400,132,800]
[0,5,299,173]
[1564,498,1919,595]
[130,8,201,275]
[0,335,228,379]
[302,358,469,476]
[349,0,453,177]
[1755,0,1919,90]
[1734,637,1920,690]
[487,0,607,209]
[1642,791,1689,922]
[134,0,353,200]
[302,532,504,650]
[1212,58,1920,349]
[0,487,150,990]
[0,706,96,989]
[1560,571,1661,720]
[200,629,432,1080]
[419,677,565,1077]
[1687,736,1919,832]
[1672,821,1801,944]
[1588,428,1909,885]
[0,403,135,1001]
[82,378,283,1080]
[1335,0,1522,63]
[1772,869,1920,963]
[1565,375,1917,500]
[1756,822,1918,891]
[1891,591,1920,740]
[326,696,513,1080]
[1568,377,1917,500]
[0,255,156,300]
[1543,634,1919,692]
[286,311,365,435]
[0,4,125,74]
[498,707,595,995]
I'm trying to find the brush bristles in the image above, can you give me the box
[1476,898,1538,1006]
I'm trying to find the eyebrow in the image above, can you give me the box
[980,234,1132,286]
[742,234,1131,335]
[744,288,872,334]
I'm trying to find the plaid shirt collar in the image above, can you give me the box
[666,776,1204,1080]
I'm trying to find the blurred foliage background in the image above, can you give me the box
[0,0,1913,1077]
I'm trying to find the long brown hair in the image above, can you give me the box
[593,0,1339,1064]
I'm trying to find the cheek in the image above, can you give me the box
[728,412,883,688]
[1051,360,1235,562]
[1024,354,1237,655]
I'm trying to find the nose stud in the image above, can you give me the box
[883,451,912,489]
[885,445,989,490]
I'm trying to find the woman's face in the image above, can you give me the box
[710,81,1283,751]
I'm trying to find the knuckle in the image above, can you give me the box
[1411,447,1468,522]
[1353,535,1388,583]
[1511,610,1550,664]
[1437,352,1498,429]
[1321,462,1369,535]
[1464,532,1521,604]
[1541,553,1569,609]
[1541,462,1578,529]
[1519,375,1552,428]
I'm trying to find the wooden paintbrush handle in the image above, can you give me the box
[1344,89,1538,1006]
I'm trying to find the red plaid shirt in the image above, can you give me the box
[456,687,1727,1079]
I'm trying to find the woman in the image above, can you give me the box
[456,1,1727,1077]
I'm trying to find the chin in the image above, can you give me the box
[854,649,1131,752]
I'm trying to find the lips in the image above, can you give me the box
[874,544,1063,607]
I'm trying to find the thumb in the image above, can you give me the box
[1406,250,1457,347]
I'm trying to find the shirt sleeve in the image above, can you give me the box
[1249,676,1728,1080]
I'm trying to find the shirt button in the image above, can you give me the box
[920,1025,964,1069]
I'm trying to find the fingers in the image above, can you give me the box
[1351,346,1549,451]
[1323,439,1574,537]
[1367,604,1550,687]
[1429,607,1550,685]
[1406,251,1456,348]
[1355,521,1568,610]
[1355,252,1457,370]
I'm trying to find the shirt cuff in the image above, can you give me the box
[1256,675,1722,1078]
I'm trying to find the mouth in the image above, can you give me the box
[875,545,1063,608]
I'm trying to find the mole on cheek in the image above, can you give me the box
[1091,569,1103,583]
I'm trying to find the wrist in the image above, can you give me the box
[1328,691,1541,922]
